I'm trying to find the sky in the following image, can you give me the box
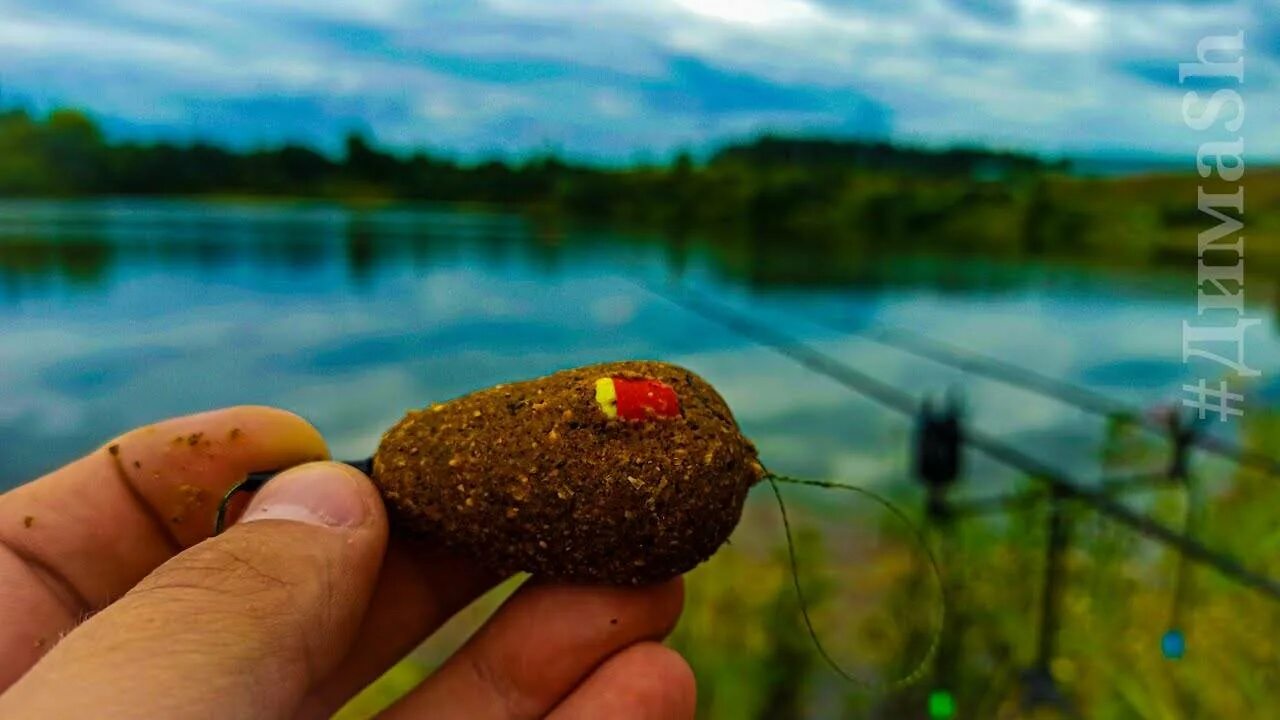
[0,0,1275,161]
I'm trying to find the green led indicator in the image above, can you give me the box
[929,689,955,719]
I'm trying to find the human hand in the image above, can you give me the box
[0,406,694,719]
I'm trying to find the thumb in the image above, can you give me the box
[0,462,388,720]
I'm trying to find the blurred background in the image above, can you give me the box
[1,1,1277,718]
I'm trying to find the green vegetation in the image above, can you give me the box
[677,410,1280,719]
[3,106,1275,287]
[0,107,1052,200]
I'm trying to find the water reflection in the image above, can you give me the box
[1,199,1277,498]
[7,198,1255,301]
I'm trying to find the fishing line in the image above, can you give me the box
[765,471,945,691]
[219,461,947,690]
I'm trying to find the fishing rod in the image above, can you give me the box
[640,280,1280,602]
[810,317,1280,478]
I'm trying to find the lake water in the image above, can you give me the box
[2,199,1278,506]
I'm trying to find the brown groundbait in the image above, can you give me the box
[373,361,764,584]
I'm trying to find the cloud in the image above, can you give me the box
[0,0,1272,159]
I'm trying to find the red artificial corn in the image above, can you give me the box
[595,376,682,421]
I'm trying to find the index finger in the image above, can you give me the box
[0,405,328,691]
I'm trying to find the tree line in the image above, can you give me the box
[3,106,1275,282]
[0,107,1053,201]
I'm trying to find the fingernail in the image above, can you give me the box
[240,462,369,528]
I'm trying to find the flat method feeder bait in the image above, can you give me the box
[375,361,762,585]
[215,360,942,690]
